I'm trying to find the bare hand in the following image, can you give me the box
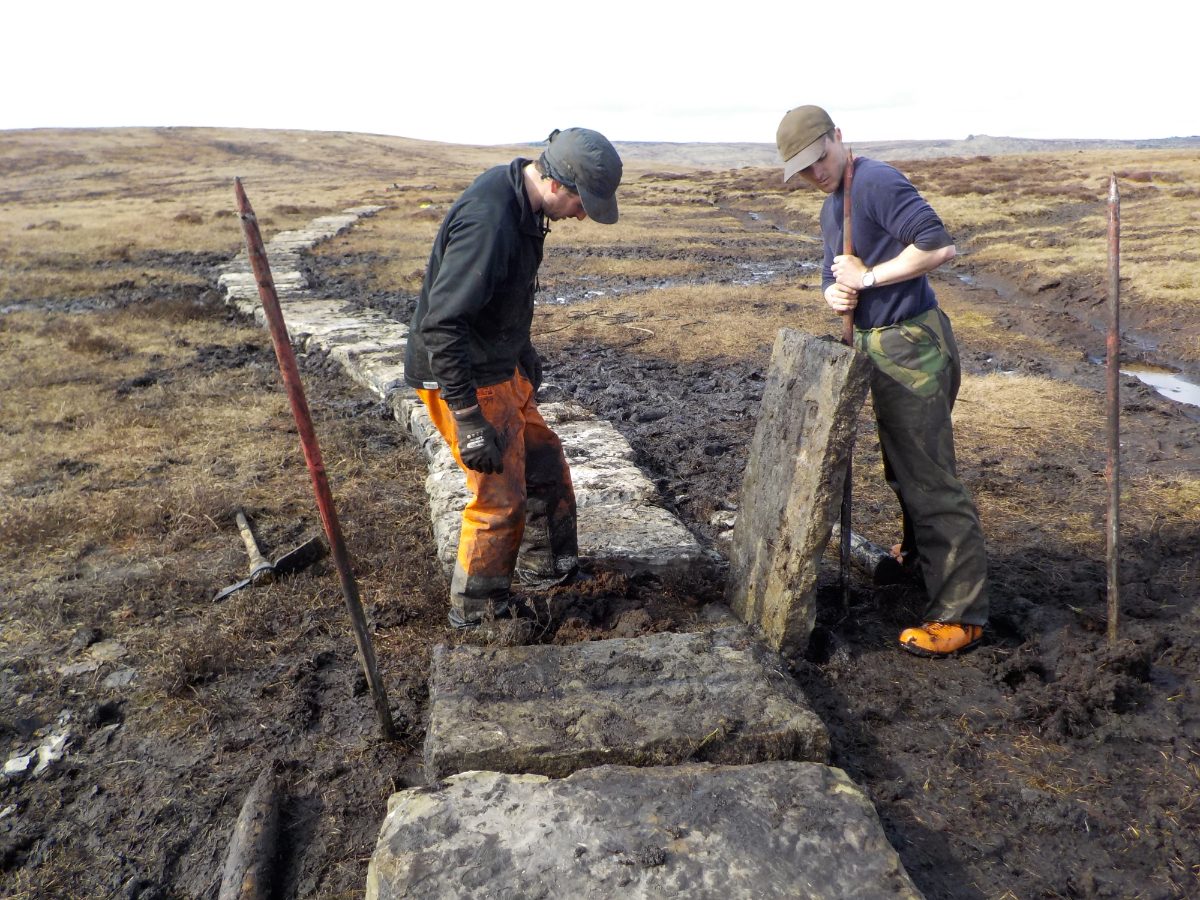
[832,253,868,290]
[824,281,858,314]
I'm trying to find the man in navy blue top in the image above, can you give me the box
[777,105,989,658]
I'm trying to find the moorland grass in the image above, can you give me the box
[1,128,1197,900]
[3,128,1197,597]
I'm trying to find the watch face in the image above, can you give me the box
[863,271,875,287]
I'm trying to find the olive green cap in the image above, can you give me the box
[776,105,835,182]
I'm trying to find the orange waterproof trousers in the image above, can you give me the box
[416,370,577,624]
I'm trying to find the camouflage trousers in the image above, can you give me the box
[855,307,989,626]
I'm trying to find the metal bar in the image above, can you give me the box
[839,148,856,614]
[1106,174,1121,647]
[233,177,396,740]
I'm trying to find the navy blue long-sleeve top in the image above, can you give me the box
[820,157,953,330]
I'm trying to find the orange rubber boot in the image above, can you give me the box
[899,622,983,658]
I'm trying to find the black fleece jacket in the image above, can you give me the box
[404,158,544,409]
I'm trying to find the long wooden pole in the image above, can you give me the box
[1105,174,1121,647]
[839,149,856,614]
[841,149,856,346]
[234,178,396,740]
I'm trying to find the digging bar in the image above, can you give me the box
[839,148,856,614]
[233,177,396,741]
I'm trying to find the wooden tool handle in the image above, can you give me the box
[236,509,275,583]
[841,148,856,347]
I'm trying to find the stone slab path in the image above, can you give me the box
[423,626,829,782]
[366,763,922,900]
[217,204,923,899]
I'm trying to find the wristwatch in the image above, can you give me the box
[861,269,876,289]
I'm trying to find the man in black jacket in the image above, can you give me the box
[404,128,623,629]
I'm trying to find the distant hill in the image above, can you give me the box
[601,135,1200,169]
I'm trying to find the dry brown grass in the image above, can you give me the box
[537,280,828,362]
[739,149,1200,364]
[2,304,285,553]
[2,128,1198,899]
[918,151,1200,360]
[0,287,446,751]
[294,138,1199,374]
[0,127,517,301]
[951,374,1107,543]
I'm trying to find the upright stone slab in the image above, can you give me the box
[423,626,829,781]
[727,329,870,656]
[367,762,924,900]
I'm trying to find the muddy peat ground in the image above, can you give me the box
[3,164,1199,900]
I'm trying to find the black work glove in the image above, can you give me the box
[453,406,504,474]
[518,342,543,394]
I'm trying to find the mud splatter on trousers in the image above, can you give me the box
[417,371,578,624]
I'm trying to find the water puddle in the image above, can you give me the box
[731,259,819,286]
[956,267,1198,411]
[1120,362,1200,408]
[540,281,671,305]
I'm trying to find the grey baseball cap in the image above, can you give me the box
[541,127,623,224]
[777,105,835,182]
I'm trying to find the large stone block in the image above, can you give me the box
[367,762,923,900]
[423,626,828,782]
[726,329,870,656]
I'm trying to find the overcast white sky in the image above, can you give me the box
[5,1,1191,146]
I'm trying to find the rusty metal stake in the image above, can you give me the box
[1105,174,1121,647]
[234,177,396,740]
[839,148,856,615]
